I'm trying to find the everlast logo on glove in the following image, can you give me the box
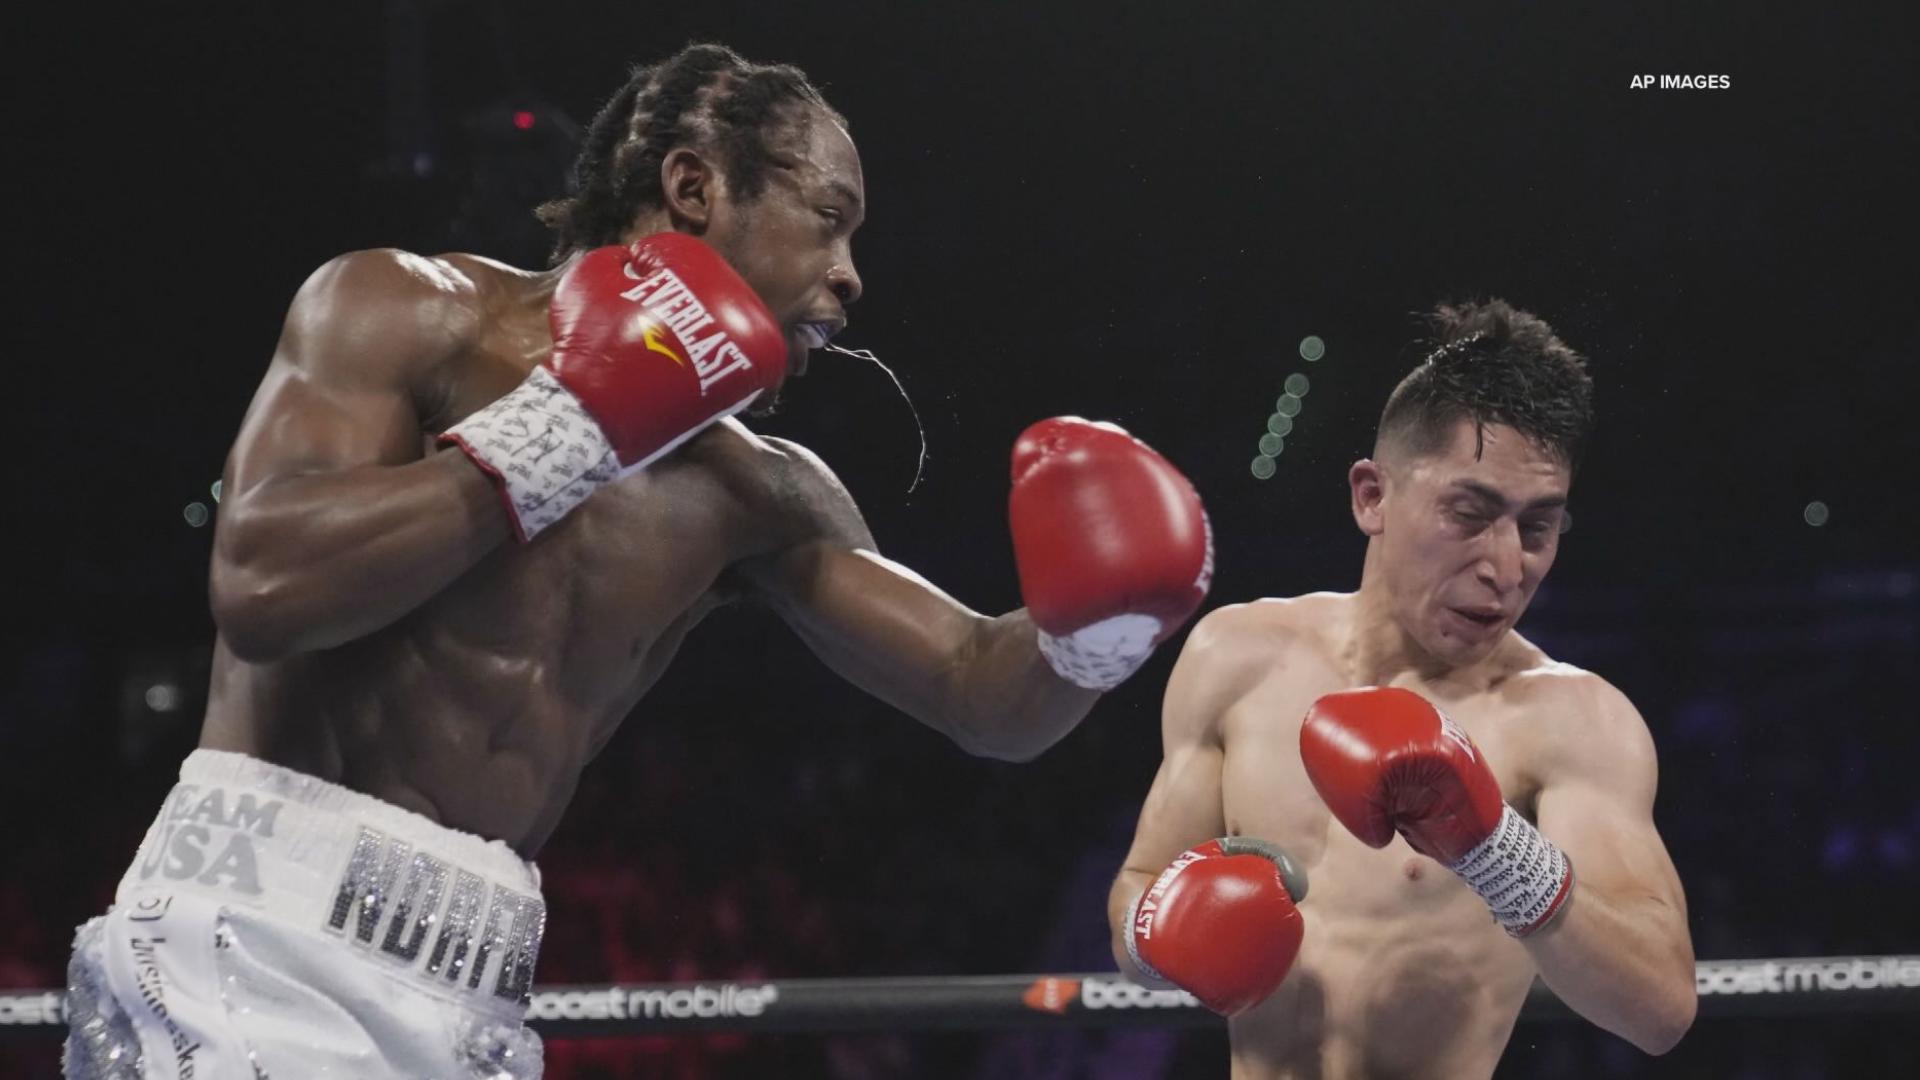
[1436,706,1477,761]
[444,233,786,540]
[1134,847,1208,942]
[620,265,757,395]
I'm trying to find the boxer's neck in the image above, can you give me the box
[1348,555,1505,694]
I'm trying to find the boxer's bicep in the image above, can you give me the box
[208,252,500,658]
[226,250,471,500]
[1120,742,1229,880]
[1534,688,1687,922]
[1107,625,1240,968]
[1120,614,1251,878]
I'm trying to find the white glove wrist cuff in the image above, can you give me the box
[442,367,619,541]
[1447,804,1575,938]
[1036,614,1163,691]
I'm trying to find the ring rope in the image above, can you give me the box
[1,955,1913,1039]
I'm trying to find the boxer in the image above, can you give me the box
[1109,301,1695,1077]
[64,44,1211,1078]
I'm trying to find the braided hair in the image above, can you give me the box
[536,43,844,262]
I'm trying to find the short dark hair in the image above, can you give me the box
[536,43,845,262]
[1375,299,1595,470]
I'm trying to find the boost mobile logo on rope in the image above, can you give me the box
[620,265,758,395]
[1022,977,1080,1014]
[1696,957,1920,996]
[529,983,779,1022]
[0,991,64,1026]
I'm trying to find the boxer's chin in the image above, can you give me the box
[747,386,785,419]
[785,332,815,377]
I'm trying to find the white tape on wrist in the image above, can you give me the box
[1448,804,1575,937]
[442,367,620,541]
[1036,614,1163,691]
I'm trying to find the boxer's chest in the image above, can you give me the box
[406,345,783,707]
[1218,676,1541,915]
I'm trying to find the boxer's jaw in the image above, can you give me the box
[1368,420,1568,672]
[698,106,863,355]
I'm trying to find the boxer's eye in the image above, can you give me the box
[818,207,844,225]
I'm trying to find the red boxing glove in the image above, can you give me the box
[443,233,787,539]
[1126,838,1307,1016]
[1009,418,1212,689]
[1300,687,1574,936]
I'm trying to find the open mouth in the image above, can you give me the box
[796,321,840,350]
[1450,608,1504,629]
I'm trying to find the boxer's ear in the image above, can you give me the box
[1350,458,1387,536]
[660,147,720,231]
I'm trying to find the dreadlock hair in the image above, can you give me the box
[536,43,844,263]
[1375,299,1595,471]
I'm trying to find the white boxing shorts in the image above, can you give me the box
[64,750,547,1079]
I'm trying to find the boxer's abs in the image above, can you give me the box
[1230,864,1537,1079]
[201,461,747,857]
[1216,645,1544,1078]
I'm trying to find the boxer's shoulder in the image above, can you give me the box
[1502,654,1654,772]
[1185,593,1348,667]
[1502,649,1619,715]
[693,423,872,554]
[283,248,488,377]
[1169,595,1344,734]
[300,248,490,318]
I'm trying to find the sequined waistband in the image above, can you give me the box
[115,750,546,1012]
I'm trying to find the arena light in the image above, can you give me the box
[142,684,180,713]
[1252,346,1317,480]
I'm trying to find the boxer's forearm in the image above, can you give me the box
[210,449,512,660]
[1524,883,1696,1054]
[942,610,1100,761]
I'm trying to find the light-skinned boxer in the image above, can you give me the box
[1108,301,1695,1078]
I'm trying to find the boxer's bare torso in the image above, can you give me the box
[202,250,877,856]
[1169,593,1604,1079]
